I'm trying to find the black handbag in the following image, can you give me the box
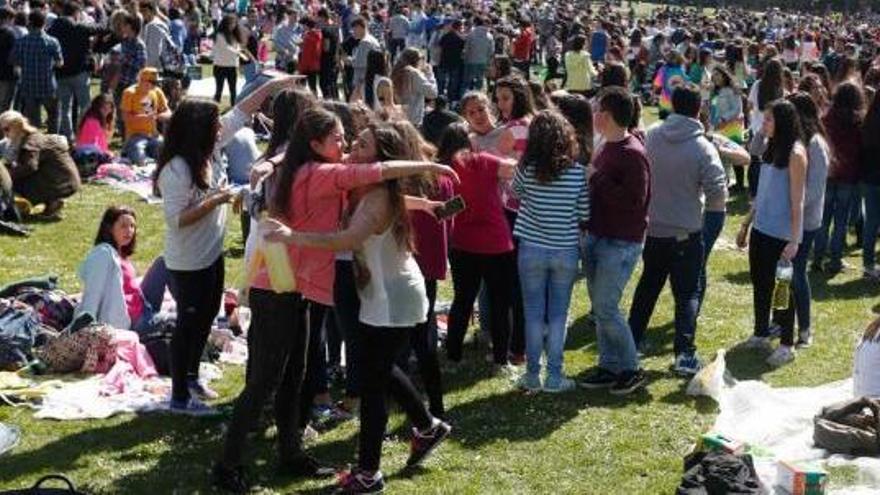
[0,475,87,495]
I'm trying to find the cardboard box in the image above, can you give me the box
[776,460,828,495]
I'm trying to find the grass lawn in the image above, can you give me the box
[0,176,877,494]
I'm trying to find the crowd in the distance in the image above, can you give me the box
[2,0,880,493]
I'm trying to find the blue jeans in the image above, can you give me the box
[791,229,817,332]
[463,63,488,91]
[583,235,642,374]
[814,181,856,268]
[242,62,259,83]
[518,242,580,381]
[122,134,162,165]
[628,232,704,356]
[56,72,91,140]
[132,256,174,333]
[698,210,726,314]
[862,183,880,269]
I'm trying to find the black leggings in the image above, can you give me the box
[168,256,224,402]
[446,249,514,364]
[749,229,795,345]
[214,65,237,104]
[300,302,329,427]
[333,259,361,398]
[357,323,433,472]
[399,279,445,417]
[222,289,310,466]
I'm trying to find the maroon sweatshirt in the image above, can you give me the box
[587,134,651,243]
[824,114,862,184]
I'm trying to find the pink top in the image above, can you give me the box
[251,161,384,306]
[119,258,144,324]
[450,152,514,254]
[76,116,111,154]
[501,118,528,211]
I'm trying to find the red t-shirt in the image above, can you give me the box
[512,28,534,61]
[411,175,454,280]
[299,28,323,73]
[450,152,514,254]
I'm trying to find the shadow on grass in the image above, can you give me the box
[811,273,880,301]
[656,382,719,415]
[722,270,751,286]
[723,344,775,381]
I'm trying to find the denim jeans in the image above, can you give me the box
[132,256,174,334]
[583,235,642,374]
[697,211,726,315]
[629,232,704,356]
[814,181,856,268]
[463,63,488,91]
[0,80,15,112]
[22,95,58,134]
[56,72,91,140]
[518,242,580,382]
[122,134,162,165]
[242,62,259,83]
[862,183,880,269]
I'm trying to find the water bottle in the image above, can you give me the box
[773,259,793,310]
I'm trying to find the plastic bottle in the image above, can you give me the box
[773,259,793,310]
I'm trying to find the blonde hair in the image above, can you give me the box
[0,110,38,139]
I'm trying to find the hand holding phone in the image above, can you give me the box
[434,195,466,220]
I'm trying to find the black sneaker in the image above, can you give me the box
[212,462,249,494]
[279,453,336,478]
[335,468,385,494]
[610,369,647,396]
[406,420,452,467]
[579,367,618,389]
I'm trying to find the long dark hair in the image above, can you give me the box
[155,98,219,193]
[495,76,535,122]
[217,13,241,45]
[862,89,880,150]
[788,92,825,143]
[436,122,472,165]
[827,81,866,129]
[763,99,802,169]
[79,93,115,134]
[270,107,341,218]
[266,88,317,157]
[758,58,785,111]
[520,110,577,183]
[390,47,421,100]
[95,205,137,258]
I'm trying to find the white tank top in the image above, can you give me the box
[357,226,428,328]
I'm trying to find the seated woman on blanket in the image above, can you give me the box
[76,206,172,333]
[74,94,117,166]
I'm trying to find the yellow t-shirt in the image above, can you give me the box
[121,85,168,139]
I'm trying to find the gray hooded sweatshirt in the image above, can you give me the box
[644,114,728,238]
[464,26,494,65]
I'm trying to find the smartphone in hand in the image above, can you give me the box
[434,195,466,220]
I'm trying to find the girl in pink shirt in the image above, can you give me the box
[216,107,457,492]
[75,94,115,157]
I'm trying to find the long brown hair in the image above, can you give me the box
[390,119,438,198]
[79,93,115,135]
[390,47,421,101]
[520,110,578,183]
[94,205,137,258]
[368,124,413,252]
[270,107,341,218]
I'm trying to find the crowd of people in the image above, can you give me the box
[2,0,880,492]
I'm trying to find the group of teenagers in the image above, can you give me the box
[6,0,880,494]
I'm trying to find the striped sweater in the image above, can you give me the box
[512,163,590,249]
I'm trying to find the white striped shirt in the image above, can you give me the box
[512,162,590,249]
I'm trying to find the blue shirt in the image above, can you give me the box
[590,30,608,62]
[13,30,62,98]
[169,19,187,50]
[754,161,802,243]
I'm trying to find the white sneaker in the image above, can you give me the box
[766,345,796,367]
[740,336,773,351]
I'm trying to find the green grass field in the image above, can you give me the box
[0,177,876,494]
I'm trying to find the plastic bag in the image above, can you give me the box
[245,236,296,294]
[687,349,732,401]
